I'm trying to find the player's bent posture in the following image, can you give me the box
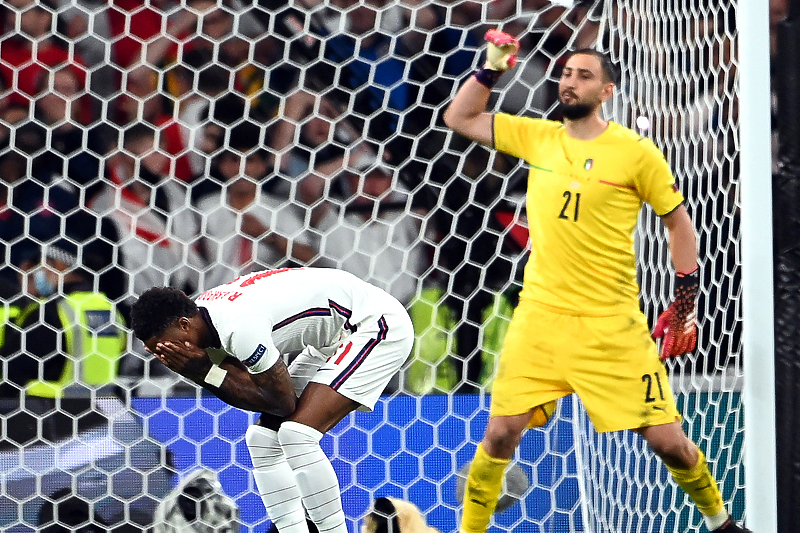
[130,267,413,533]
[443,31,751,533]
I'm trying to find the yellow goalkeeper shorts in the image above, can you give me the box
[490,300,680,433]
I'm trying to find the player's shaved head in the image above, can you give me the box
[569,49,619,84]
[131,286,198,342]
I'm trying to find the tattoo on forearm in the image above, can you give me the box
[252,360,292,393]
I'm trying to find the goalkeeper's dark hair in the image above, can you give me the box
[130,286,198,341]
[569,48,619,84]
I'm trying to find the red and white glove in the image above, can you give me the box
[652,267,699,360]
[484,29,520,71]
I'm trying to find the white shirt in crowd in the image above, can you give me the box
[89,170,204,299]
[196,189,314,291]
[316,186,426,306]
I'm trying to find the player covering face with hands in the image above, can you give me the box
[443,30,749,533]
[131,268,413,533]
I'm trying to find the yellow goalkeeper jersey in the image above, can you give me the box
[493,114,684,316]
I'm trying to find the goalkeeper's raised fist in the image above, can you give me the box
[484,29,520,71]
[652,267,699,360]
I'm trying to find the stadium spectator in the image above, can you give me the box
[183,92,254,203]
[268,89,349,179]
[771,0,788,173]
[0,0,91,122]
[116,65,195,182]
[0,134,127,307]
[130,267,414,533]
[267,88,380,224]
[33,65,108,191]
[107,0,170,70]
[88,123,204,300]
[0,276,34,398]
[0,153,27,285]
[486,0,600,56]
[141,0,270,105]
[316,154,428,307]
[313,0,418,141]
[194,122,318,290]
[0,126,81,272]
[9,238,126,400]
[168,49,233,177]
[55,0,117,105]
[0,104,30,151]
[0,121,127,307]
[400,0,482,88]
[771,0,789,57]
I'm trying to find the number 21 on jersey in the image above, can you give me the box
[559,190,581,222]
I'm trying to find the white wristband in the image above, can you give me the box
[204,365,228,388]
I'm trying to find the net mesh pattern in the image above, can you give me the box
[0,1,743,532]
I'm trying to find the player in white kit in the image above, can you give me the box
[130,267,414,533]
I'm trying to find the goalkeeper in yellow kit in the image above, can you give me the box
[443,30,751,533]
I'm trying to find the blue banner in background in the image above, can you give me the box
[131,394,582,533]
[131,392,743,533]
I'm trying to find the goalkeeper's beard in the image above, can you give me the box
[558,101,595,120]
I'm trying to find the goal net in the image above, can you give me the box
[0,0,745,532]
[574,3,743,533]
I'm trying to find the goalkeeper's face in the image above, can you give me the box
[558,54,614,119]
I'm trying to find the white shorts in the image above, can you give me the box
[288,296,413,412]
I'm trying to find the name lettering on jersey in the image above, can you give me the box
[244,344,267,367]
[197,290,243,302]
[236,268,298,287]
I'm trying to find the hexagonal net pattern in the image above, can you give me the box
[573,2,743,533]
[0,0,744,532]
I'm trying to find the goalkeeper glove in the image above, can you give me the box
[652,267,699,360]
[484,29,520,71]
[474,29,520,89]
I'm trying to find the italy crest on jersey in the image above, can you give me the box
[584,158,594,170]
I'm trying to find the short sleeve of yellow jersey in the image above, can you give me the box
[494,113,561,163]
[632,137,684,216]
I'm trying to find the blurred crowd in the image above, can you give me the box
[0,0,776,397]
[0,0,570,396]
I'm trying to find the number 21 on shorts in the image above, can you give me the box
[642,372,665,403]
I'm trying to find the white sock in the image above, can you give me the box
[245,425,309,533]
[279,421,347,533]
[705,509,730,531]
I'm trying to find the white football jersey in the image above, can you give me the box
[194,268,398,374]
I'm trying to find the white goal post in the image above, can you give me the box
[737,1,777,532]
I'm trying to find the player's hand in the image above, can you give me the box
[152,340,212,381]
[484,29,520,71]
[652,267,699,360]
